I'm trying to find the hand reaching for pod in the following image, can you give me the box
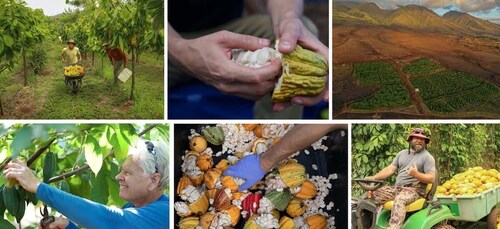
[223,154,267,191]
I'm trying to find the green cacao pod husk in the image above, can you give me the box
[272,45,328,103]
[264,189,292,211]
[0,185,5,215]
[43,151,57,183]
[2,186,19,217]
[26,190,38,205]
[201,126,225,146]
[15,188,25,223]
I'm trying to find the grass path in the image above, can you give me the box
[0,41,164,119]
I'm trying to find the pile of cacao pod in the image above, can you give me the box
[232,43,328,103]
[175,124,331,229]
[64,65,85,77]
[436,166,499,196]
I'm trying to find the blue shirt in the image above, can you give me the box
[36,183,169,229]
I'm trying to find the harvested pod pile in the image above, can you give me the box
[175,124,337,228]
[436,167,499,196]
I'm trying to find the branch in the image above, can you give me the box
[0,157,12,171]
[27,138,57,166]
[46,124,159,183]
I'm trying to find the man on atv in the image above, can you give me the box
[366,128,436,229]
[61,39,81,67]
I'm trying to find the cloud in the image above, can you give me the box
[422,0,497,12]
[337,0,500,12]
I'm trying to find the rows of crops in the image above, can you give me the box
[402,58,443,77]
[412,71,500,114]
[351,62,411,109]
[353,61,401,85]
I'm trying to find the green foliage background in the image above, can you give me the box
[352,124,499,196]
[0,124,169,227]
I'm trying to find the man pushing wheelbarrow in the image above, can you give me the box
[61,39,85,93]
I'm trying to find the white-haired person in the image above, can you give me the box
[3,140,169,229]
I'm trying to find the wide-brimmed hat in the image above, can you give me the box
[406,128,430,144]
[67,39,75,44]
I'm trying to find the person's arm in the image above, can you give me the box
[260,124,346,171]
[267,0,329,111]
[367,165,398,180]
[408,167,435,184]
[76,48,81,63]
[168,23,282,101]
[37,183,169,228]
[224,124,347,191]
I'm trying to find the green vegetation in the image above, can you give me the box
[352,124,499,196]
[0,0,164,119]
[353,61,400,85]
[0,124,169,227]
[412,71,499,113]
[351,62,411,109]
[403,58,443,77]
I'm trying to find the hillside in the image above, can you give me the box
[333,2,500,37]
[443,10,500,35]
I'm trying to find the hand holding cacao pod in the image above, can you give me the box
[2,160,41,193]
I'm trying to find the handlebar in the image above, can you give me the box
[354,179,385,191]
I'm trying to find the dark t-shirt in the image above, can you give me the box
[168,0,244,33]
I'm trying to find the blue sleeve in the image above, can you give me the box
[36,183,169,229]
[66,221,78,229]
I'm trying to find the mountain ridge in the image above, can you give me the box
[333,2,500,36]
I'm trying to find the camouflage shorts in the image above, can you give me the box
[372,183,421,229]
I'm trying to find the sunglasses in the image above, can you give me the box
[412,128,426,135]
[145,141,159,173]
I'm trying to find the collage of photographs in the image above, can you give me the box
[0,0,498,229]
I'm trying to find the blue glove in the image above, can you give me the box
[223,154,267,191]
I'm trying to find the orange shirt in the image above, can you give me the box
[105,47,127,61]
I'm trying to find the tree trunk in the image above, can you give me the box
[23,50,28,86]
[130,46,135,100]
[92,52,95,66]
[0,98,3,116]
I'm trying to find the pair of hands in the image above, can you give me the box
[3,161,69,229]
[171,17,328,111]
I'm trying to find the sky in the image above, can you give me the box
[25,0,76,16]
[336,0,500,23]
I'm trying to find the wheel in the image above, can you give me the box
[487,207,500,229]
[71,80,78,94]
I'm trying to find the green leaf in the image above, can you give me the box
[85,135,103,175]
[114,131,129,163]
[0,218,15,229]
[3,35,14,48]
[89,168,109,205]
[11,126,33,158]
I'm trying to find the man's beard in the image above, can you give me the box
[411,142,425,153]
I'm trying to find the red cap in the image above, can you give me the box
[406,128,430,144]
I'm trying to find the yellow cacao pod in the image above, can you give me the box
[286,198,307,217]
[306,214,327,229]
[279,216,295,228]
[189,193,209,215]
[223,205,241,226]
[204,169,221,190]
[272,45,328,103]
[200,212,217,229]
[189,136,207,153]
[196,153,214,172]
[190,172,205,187]
[215,159,230,172]
[221,176,239,192]
[177,175,193,195]
[278,161,306,188]
[295,180,317,200]
[178,216,200,229]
